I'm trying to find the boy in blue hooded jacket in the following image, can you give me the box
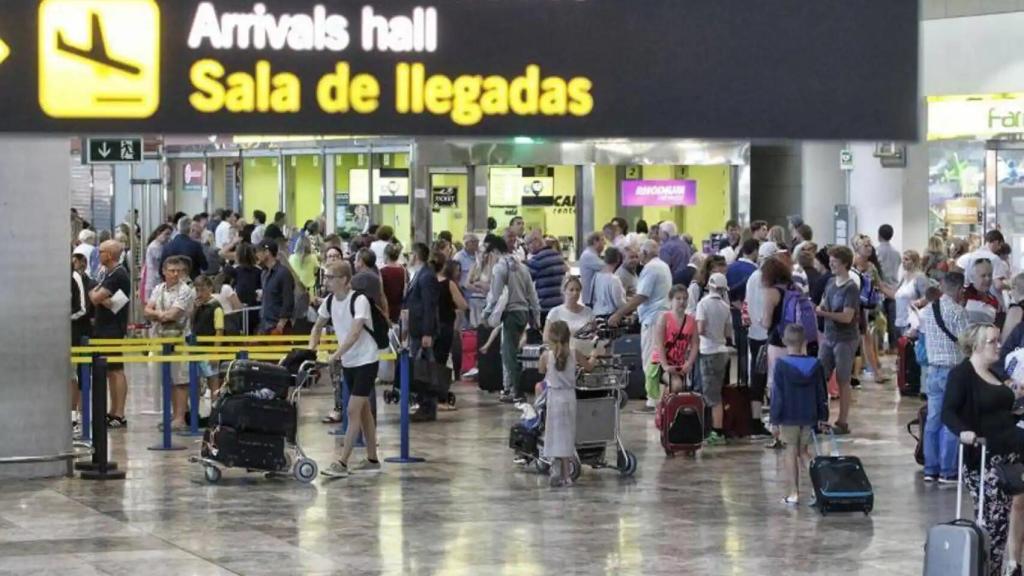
[771,323,830,505]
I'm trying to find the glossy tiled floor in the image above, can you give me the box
[0,358,949,575]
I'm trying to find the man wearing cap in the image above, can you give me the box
[255,239,294,335]
[697,272,734,446]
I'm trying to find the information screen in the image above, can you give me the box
[488,167,524,207]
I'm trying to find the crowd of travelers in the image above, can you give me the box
[70,206,1024,573]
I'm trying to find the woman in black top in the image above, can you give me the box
[223,242,262,335]
[433,255,468,378]
[943,323,1024,576]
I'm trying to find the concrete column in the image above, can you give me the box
[801,142,846,244]
[0,137,72,478]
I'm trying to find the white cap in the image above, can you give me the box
[758,241,779,260]
[78,229,96,243]
[708,272,728,291]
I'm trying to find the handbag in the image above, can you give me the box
[412,350,452,395]
[994,461,1024,496]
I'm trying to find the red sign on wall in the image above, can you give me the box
[183,161,206,187]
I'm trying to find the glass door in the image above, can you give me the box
[992,142,1024,272]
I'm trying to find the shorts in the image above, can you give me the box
[700,352,729,407]
[779,425,813,452]
[819,339,858,384]
[343,362,379,398]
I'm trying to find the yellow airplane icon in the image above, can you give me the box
[38,0,160,119]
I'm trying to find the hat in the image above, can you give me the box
[708,272,728,291]
[758,241,779,260]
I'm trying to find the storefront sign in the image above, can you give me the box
[928,94,1024,141]
[621,180,697,207]
[0,1,917,138]
[945,197,982,225]
[432,186,457,208]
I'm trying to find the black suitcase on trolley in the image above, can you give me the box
[477,326,504,393]
[611,335,646,400]
[222,360,293,398]
[210,395,297,438]
[203,426,287,471]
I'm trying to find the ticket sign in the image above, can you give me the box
[0,0,918,139]
[621,180,697,207]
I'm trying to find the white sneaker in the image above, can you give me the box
[646,398,658,409]
[320,461,349,478]
[462,368,479,379]
[350,460,382,474]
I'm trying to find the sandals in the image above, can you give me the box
[106,415,127,429]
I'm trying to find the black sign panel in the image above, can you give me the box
[432,186,457,209]
[84,137,143,164]
[0,1,918,139]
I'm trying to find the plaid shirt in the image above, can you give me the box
[919,295,967,367]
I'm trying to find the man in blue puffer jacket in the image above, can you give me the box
[526,230,567,325]
[770,323,830,506]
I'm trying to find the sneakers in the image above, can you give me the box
[705,431,727,446]
[749,421,772,437]
[462,367,479,379]
[513,456,529,465]
[350,460,382,474]
[922,474,938,483]
[938,475,958,485]
[645,398,658,409]
[321,460,350,478]
[321,409,342,424]
[765,438,786,450]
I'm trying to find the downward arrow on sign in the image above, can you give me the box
[97,143,111,158]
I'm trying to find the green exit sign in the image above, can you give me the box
[84,137,143,164]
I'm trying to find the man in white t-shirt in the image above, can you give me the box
[215,212,238,249]
[314,261,382,479]
[958,229,1010,293]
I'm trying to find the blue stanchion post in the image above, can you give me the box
[80,338,91,442]
[149,343,186,451]
[185,335,202,436]
[385,350,425,464]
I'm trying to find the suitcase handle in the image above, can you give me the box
[811,427,839,458]
[956,438,988,527]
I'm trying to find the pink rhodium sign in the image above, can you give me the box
[620,180,697,207]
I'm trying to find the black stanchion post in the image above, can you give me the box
[80,357,126,480]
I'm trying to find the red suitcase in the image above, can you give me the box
[461,329,478,376]
[657,391,705,456]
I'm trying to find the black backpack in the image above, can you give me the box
[328,290,392,350]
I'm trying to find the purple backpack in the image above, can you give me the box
[777,284,818,343]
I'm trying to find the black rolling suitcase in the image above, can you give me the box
[809,428,874,515]
[611,334,646,400]
[222,360,293,398]
[477,326,503,393]
[210,395,297,438]
[202,426,287,471]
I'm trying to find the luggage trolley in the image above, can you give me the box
[192,357,320,484]
[510,320,639,480]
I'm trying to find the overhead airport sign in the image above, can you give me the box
[0,0,918,139]
[84,137,143,164]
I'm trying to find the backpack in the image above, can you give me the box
[327,290,392,350]
[857,270,880,309]
[777,284,818,343]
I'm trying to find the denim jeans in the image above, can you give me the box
[924,365,958,477]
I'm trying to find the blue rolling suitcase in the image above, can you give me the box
[923,442,991,576]
[809,428,874,515]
